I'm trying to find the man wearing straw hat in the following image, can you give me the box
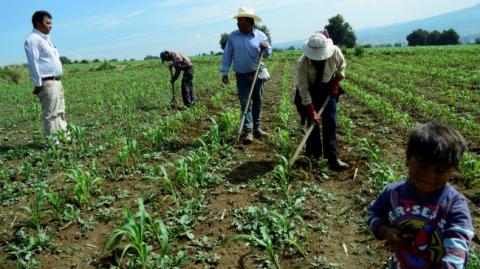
[295,30,349,171]
[220,7,272,144]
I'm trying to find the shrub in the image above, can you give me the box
[0,66,25,84]
[354,46,365,57]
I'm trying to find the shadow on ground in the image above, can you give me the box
[226,160,276,184]
[0,142,45,154]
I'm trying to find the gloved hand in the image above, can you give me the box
[222,75,228,84]
[305,103,321,125]
[331,75,343,97]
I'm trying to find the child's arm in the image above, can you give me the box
[368,185,407,250]
[441,196,474,269]
[377,224,406,251]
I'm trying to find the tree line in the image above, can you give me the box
[407,28,460,46]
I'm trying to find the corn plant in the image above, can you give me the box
[216,109,238,142]
[273,156,294,199]
[44,191,63,222]
[273,128,294,157]
[270,211,306,257]
[68,124,86,148]
[358,135,382,162]
[368,162,400,190]
[116,137,141,168]
[22,190,45,231]
[160,165,178,205]
[104,198,151,269]
[468,246,480,269]
[228,226,280,269]
[68,167,103,207]
[459,153,480,187]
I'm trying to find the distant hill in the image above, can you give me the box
[273,39,304,50]
[356,3,480,45]
[274,4,480,48]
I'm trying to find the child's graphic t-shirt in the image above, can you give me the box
[368,180,474,269]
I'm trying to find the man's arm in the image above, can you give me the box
[24,38,42,90]
[220,35,233,76]
[296,57,312,106]
[335,47,346,79]
[260,33,272,59]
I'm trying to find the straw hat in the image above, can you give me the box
[303,33,335,61]
[232,7,262,24]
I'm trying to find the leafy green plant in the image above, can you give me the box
[68,124,86,149]
[459,153,480,187]
[273,156,294,199]
[44,191,63,222]
[105,198,173,268]
[368,162,400,190]
[116,137,141,169]
[22,190,45,231]
[104,198,151,268]
[358,135,382,162]
[228,226,280,269]
[68,167,103,207]
[160,165,178,204]
[468,246,480,269]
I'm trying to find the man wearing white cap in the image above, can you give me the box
[220,7,272,144]
[295,30,349,171]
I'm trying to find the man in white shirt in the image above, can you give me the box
[24,10,68,143]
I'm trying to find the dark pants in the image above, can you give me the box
[235,71,264,131]
[181,67,195,106]
[305,93,339,162]
[294,79,339,163]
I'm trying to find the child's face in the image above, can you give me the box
[406,155,455,195]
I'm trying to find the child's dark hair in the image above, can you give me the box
[407,121,467,167]
[32,10,52,28]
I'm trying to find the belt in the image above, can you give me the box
[42,76,61,81]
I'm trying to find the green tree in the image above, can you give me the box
[427,30,441,45]
[325,14,356,48]
[406,29,429,46]
[475,37,480,44]
[220,32,228,50]
[255,24,272,44]
[59,56,71,65]
[439,29,459,45]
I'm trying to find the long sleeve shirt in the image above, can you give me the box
[296,47,345,105]
[220,29,272,75]
[367,180,474,269]
[24,29,63,87]
[169,51,193,81]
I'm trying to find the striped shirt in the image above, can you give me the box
[368,180,474,269]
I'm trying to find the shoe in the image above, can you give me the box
[253,128,268,138]
[243,132,254,144]
[328,159,349,171]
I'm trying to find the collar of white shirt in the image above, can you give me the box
[32,29,51,41]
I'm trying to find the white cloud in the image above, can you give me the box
[126,8,150,18]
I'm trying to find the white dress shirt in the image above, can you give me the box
[24,29,63,86]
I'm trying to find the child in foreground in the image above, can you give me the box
[367,121,474,268]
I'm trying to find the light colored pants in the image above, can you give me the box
[37,80,67,136]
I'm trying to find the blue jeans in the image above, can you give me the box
[235,72,264,131]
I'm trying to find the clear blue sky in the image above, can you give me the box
[1,0,479,66]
